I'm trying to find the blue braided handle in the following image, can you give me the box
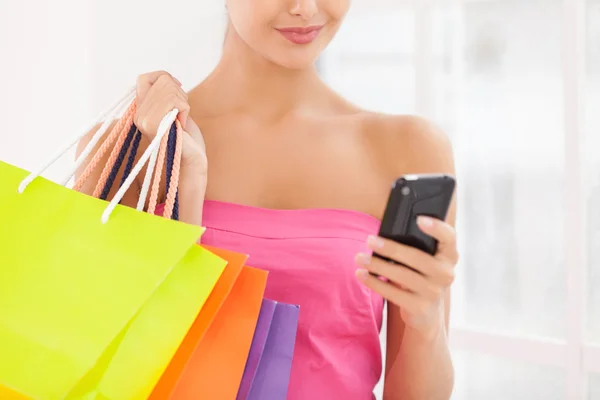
[119,127,142,190]
[99,124,138,200]
[165,122,180,221]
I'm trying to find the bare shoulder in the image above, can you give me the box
[357,111,455,176]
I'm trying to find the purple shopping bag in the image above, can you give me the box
[236,299,277,400]
[246,302,300,400]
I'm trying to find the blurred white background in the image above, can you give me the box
[1,0,599,399]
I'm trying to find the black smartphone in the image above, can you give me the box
[374,174,455,270]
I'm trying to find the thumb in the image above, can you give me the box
[181,116,206,156]
[184,115,201,138]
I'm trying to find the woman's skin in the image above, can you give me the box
[77,1,458,399]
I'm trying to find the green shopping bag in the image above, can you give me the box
[0,89,225,400]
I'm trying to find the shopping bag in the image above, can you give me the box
[245,302,300,400]
[236,299,277,400]
[168,266,268,400]
[0,160,224,400]
[149,246,248,399]
[68,243,225,400]
[0,89,226,400]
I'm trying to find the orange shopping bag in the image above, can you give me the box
[167,266,268,399]
[149,246,248,399]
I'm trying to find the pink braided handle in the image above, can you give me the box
[73,100,137,192]
[92,107,136,197]
[146,130,169,215]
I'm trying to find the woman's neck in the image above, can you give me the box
[191,26,327,120]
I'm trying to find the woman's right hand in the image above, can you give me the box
[134,71,207,169]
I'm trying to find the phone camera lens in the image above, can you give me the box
[401,187,411,196]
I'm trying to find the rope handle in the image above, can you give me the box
[83,110,181,223]
[17,85,180,224]
[18,86,136,194]
[98,124,141,201]
[101,109,179,224]
[146,120,182,220]
[92,105,137,198]
[69,100,183,221]
[163,120,182,220]
[72,100,138,193]
[16,88,178,224]
[96,118,183,221]
[146,125,170,215]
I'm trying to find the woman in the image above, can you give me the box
[78,1,458,399]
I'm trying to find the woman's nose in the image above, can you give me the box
[289,0,319,21]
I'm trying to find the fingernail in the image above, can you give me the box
[174,77,183,86]
[417,216,434,228]
[355,269,369,281]
[367,235,384,249]
[356,253,371,266]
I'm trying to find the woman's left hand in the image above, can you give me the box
[355,215,459,339]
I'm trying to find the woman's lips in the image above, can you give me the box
[276,25,324,45]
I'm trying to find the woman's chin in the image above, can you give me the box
[264,51,321,70]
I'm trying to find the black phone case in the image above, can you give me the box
[374,174,455,270]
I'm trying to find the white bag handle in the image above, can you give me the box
[137,141,161,212]
[17,87,179,224]
[18,86,136,193]
[102,108,178,223]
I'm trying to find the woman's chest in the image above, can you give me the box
[198,118,391,218]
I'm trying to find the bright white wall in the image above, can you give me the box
[0,1,93,178]
[0,0,225,179]
[89,0,226,111]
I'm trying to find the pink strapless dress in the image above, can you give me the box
[199,200,384,400]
